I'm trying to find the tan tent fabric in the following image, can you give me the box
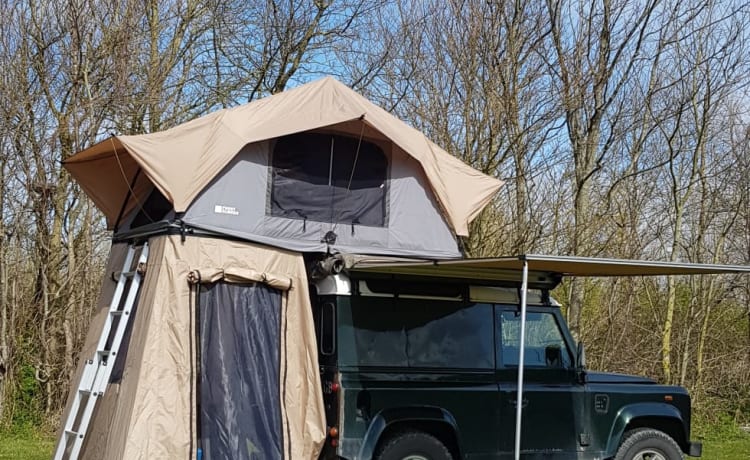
[59,235,325,459]
[64,77,503,235]
[165,236,325,460]
[187,267,293,290]
[62,138,153,227]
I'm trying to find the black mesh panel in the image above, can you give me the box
[270,132,388,226]
[199,282,283,460]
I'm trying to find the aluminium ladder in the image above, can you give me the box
[54,242,149,460]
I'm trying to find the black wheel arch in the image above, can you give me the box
[614,427,684,460]
[357,406,462,460]
[606,402,691,456]
[623,417,687,451]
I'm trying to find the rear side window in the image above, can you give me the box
[270,132,388,227]
[338,298,494,369]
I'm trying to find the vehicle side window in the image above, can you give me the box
[319,302,336,355]
[498,310,572,368]
[339,299,494,369]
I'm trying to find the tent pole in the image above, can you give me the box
[514,259,529,460]
[192,278,203,459]
[113,168,141,233]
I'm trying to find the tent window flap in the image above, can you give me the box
[199,282,283,460]
[270,132,388,227]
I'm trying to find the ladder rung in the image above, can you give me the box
[111,267,145,281]
[55,242,148,460]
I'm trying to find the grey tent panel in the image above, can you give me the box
[183,139,461,258]
[199,282,283,460]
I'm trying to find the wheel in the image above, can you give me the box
[614,428,683,460]
[375,431,452,460]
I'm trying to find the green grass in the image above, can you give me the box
[693,413,750,459]
[0,432,53,460]
[701,436,750,459]
[0,428,747,459]
[696,425,750,459]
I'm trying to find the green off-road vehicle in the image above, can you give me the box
[310,256,704,460]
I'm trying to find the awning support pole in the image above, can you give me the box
[514,259,529,460]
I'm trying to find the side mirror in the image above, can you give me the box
[576,342,587,370]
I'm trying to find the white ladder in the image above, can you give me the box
[54,242,149,460]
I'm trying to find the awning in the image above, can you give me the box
[350,253,750,285]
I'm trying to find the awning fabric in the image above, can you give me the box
[349,254,750,286]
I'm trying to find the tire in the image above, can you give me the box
[614,428,684,460]
[375,431,452,460]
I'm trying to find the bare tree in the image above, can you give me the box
[201,0,385,105]
[365,0,557,256]
[544,0,662,335]
[646,0,748,384]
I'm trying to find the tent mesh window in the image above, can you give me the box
[270,132,388,227]
[199,282,283,460]
[129,187,173,228]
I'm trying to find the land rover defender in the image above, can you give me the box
[310,266,702,460]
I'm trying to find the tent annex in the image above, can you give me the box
[55,236,326,459]
[64,77,503,259]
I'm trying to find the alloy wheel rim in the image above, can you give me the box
[401,456,428,460]
[632,448,667,460]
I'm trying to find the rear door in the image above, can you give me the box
[496,306,582,457]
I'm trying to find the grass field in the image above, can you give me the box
[1,430,748,459]
[697,429,750,459]
[702,437,750,459]
[702,435,750,460]
[0,432,53,460]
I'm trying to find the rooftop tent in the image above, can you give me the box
[64,77,504,258]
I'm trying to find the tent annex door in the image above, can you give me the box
[198,282,284,460]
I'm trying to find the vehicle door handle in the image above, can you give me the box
[509,398,529,408]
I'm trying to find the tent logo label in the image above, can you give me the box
[214,205,239,216]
